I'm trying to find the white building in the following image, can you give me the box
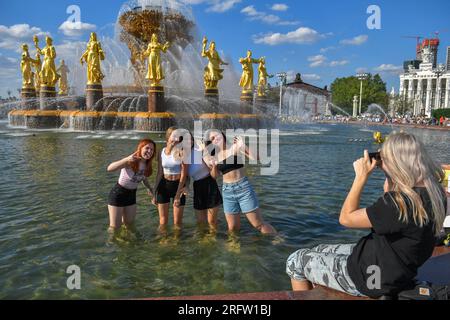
[399,45,450,117]
[446,46,450,71]
[283,73,331,117]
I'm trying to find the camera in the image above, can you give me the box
[369,152,381,162]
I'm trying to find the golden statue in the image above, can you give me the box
[142,33,170,87]
[57,60,70,95]
[34,35,60,87]
[80,32,105,85]
[239,50,261,93]
[257,57,273,97]
[201,37,228,90]
[20,44,38,89]
[33,52,42,92]
[373,132,386,145]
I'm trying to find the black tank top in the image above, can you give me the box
[217,155,244,175]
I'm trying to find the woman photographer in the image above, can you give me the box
[286,132,447,298]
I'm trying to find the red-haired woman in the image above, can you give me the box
[107,139,156,233]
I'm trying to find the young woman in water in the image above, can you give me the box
[206,130,276,235]
[286,132,447,298]
[186,131,223,230]
[154,127,188,230]
[107,139,156,233]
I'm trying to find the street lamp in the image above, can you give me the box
[356,73,369,115]
[276,72,287,116]
[435,64,446,110]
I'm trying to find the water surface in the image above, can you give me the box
[0,122,449,299]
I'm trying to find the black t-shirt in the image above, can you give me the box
[347,188,443,298]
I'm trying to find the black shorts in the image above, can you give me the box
[193,175,223,211]
[156,178,186,206]
[108,183,137,207]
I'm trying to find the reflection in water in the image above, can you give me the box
[0,123,449,299]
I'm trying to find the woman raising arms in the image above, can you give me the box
[206,130,276,235]
[107,139,156,234]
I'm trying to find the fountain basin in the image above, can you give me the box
[8,110,270,132]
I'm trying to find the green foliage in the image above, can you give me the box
[432,109,450,118]
[330,73,389,114]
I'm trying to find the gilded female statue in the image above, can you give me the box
[57,60,70,95]
[34,36,60,87]
[80,32,105,85]
[20,44,37,89]
[239,50,261,93]
[33,52,42,92]
[201,37,228,90]
[257,57,273,97]
[142,33,170,87]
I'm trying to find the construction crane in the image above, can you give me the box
[433,30,448,39]
[401,35,423,59]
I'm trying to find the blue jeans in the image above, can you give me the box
[286,243,365,297]
[222,177,259,214]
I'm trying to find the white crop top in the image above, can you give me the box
[118,166,146,190]
[161,148,182,175]
[188,149,210,181]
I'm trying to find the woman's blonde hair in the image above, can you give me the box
[381,131,446,235]
[165,126,183,161]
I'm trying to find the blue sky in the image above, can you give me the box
[1,0,449,98]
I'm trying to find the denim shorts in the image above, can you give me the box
[222,177,259,214]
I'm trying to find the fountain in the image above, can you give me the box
[367,103,389,119]
[7,0,274,132]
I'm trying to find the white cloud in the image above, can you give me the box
[308,55,327,67]
[340,35,368,46]
[253,27,326,45]
[373,64,402,75]
[182,0,241,12]
[303,73,321,81]
[356,67,368,74]
[206,0,242,12]
[0,53,21,97]
[241,5,258,16]
[271,3,289,11]
[241,5,299,25]
[55,40,87,59]
[0,24,50,51]
[285,70,321,83]
[329,60,349,67]
[285,70,297,82]
[320,46,336,53]
[58,21,96,37]
[308,55,349,68]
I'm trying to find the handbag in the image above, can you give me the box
[398,281,450,300]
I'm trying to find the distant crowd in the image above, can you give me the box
[316,114,450,128]
[0,96,18,103]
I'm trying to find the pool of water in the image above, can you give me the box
[0,121,449,299]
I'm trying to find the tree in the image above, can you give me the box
[432,109,450,119]
[330,73,389,114]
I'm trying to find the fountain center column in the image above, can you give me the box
[148,85,165,112]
